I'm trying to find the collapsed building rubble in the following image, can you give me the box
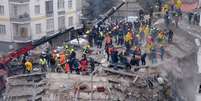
[3,73,47,101]
[41,65,173,101]
[100,67,172,101]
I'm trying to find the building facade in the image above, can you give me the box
[0,0,82,51]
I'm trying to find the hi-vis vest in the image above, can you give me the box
[40,58,47,65]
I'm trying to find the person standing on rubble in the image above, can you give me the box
[79,55,89,73]
[117,29,124,46]
[104,33,112,48]
[151,46,157,64]
[21,55,27,74]
[164,11,170,29]
[73,59,80,74]
[50,55,56,72]
[160,45,165,61]
[188,12,193,24]
[111,48,119,69]
[25,59,33,74]
[119,52,130,70]
[134,47,141,66]
[89,57,95,73]
[96,33,103,49]
[167,30,174,43]
[141,49,147,65]
[39,56,48,72]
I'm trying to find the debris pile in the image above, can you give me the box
[101,67,172,101]
[3,73,47,101]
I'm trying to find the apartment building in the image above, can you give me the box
[0,0,82,51]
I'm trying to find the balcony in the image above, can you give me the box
[13,35,31,42]
[10,13,30,23]
[9,0,30,3]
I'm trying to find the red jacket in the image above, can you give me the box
[79,59,88,71]
[65,63,70,73]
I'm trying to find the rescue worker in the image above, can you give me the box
[89,57,95,73]
[65,59,70,73]
[188,12,193,24]
[117,29,124,45]
[104,34,112,47]
[141,49,147,65]
[130,54,138,66]
[59,52,66,68]
[151,46,157,64]
[73,59,80,74]
[111,48,118,64]
[134,47,141,66]
[160,45,165,61]
[21,55,27,74]
[158,31,165,44]
[96,33,103,48]
[79,55,89,73]
[83,45,90,55]
[39,56,48,72]
[50,55,56,72]
[167,30,174,43]
[119,52,130,70]
[25,59,33,74]
[164,11,170,29]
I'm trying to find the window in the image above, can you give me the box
[68,16,73,26]
[36,24,41,34]
[0,5,4,16]
[0,24,6,34]
[35,5,40,15]
[58,0,64,9]
[58,16,65,29]
[46,1,53,16]
[68,0,72,9]
[46,19,54,31]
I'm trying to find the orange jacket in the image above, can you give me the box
[60,54,66,65]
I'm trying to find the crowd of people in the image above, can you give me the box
[20,2,180,74]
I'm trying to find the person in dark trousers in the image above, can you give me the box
[73,59,80,74]
[21,56,27,74]
[106,45,113,61]
[119,52,131,70]
[111,49,119,69]
[168,30,174,43]
[130,55,138,66]
[69,58,74,73]
[141,52,147,65]
[117,30,124,45]
[50,55,56,72]
[164,11,170,29]
[139,9,144,21]
[160,45,165,61]
[188,12,193,24]
[96,33,103,48]
[89,57,95,73]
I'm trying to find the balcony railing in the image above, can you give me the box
[13,35,31,42]
[9,0,30,3]
[10,14,31,22]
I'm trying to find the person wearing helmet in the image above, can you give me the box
[39,55,48,72]
[83,45,90,54]
[25,59,33,73]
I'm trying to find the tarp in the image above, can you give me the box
[69,38,89,46]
